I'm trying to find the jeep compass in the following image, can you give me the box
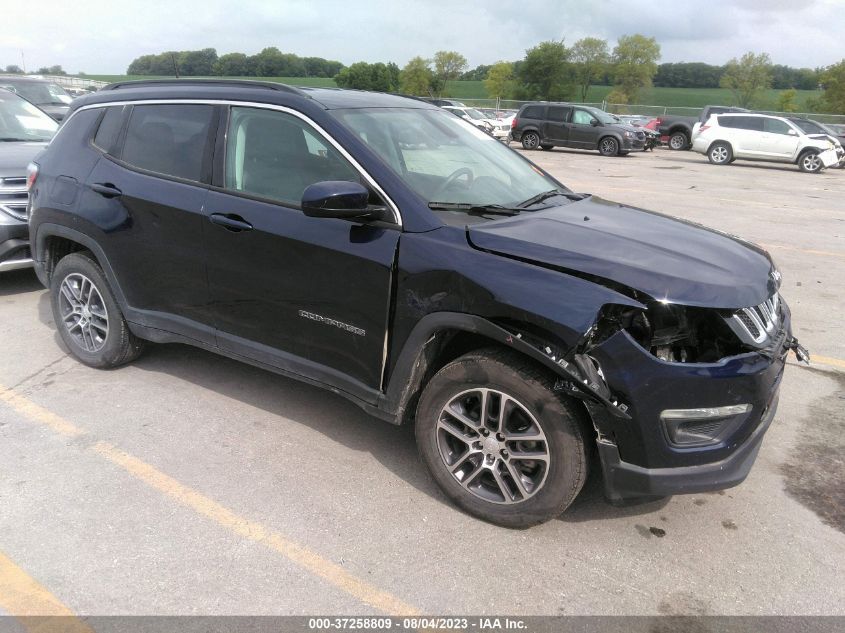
[28,80,807,527]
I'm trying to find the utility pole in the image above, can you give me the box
[21,50,26,73]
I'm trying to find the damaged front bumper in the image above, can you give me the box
[583,305,799,503]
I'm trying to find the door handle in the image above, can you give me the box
[90,183,122,198]
[209,213,253,232]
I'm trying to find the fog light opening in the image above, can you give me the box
[660,404,752,446]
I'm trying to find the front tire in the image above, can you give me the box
[415,349,589,528]
[521,131,540,150]
[708,142,733,165]
[598,137,619,156]
[50,252,145,368]
[798,150,823,173]
[668,131,689,150]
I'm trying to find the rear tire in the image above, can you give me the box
[521,132,540,150]
[50,252,145,369]
[798,150,823,173]
[415,348,589,528]
[668,131,689,150]
[707,142,733,165]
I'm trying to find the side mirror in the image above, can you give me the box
[301,181,385,221]
[590,118,600,127]
[787,129,798,136]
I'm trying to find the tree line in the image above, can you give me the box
[125,48,343,78]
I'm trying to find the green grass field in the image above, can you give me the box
[77,75,822,111]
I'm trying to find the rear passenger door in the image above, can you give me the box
[542,106,572,144]
[723,116,764,157]
[203,106,400,392]
[80,103,218,342]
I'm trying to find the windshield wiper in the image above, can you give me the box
[517,189,584,208]
[428,202,522,216]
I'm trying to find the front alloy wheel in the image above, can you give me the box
[799,151,823,173]
[437,388,550,504]
[415,348,589,528]
[599,137,619,156]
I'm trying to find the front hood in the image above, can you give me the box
[0,142,48,176]
[467,196,777,309]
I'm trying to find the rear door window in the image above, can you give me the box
[121,104,215,182]
[734,117,764,132]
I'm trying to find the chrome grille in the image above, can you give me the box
[731,294,780,344]
[0,176,28,221]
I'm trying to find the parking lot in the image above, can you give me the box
[0,147,843,618]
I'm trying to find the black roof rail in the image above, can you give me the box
[100,78,309,97]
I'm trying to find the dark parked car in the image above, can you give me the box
[511,103,646,155]
[658,105,749,150]
[0,88,57,272]
[0,76,73,121]
[28,80,806,527]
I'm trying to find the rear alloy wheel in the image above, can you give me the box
[708,142,733,165]
[415,349,589,528]
[521,131,540,150]
[51,252,145,368]
[798,150,823,173]
[598,137,619,156]
[669,132,689,150]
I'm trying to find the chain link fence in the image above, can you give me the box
[447,97,845,125]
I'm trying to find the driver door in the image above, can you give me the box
[568,108,599,148]
[204,106,400,391]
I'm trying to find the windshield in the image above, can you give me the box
[0,81,71,106]
[586,107,619,125]
[463,108,486,121]
[0,92,59,141]
[331,107,566,211]
[791,119,825,135]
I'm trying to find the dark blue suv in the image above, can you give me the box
[28,80,806,527]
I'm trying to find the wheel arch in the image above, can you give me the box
[34,224,129,310]
[706,139,733,155]
[380,312,628,428]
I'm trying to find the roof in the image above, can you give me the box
[0,75,53,84]
[75,79,436,111]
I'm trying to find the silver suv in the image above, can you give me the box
[0,88,57,272]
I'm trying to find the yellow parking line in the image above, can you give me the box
[0,386,420,616]
[0,551,93,633]
[92,441,420,615]
[0,386,84,438]
[760,243,845,260]
[812,355,845,370]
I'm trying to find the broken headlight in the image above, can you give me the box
[586,302,746,363]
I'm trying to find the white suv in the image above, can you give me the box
[692,113,843,173]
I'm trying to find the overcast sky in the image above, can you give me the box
[2,0,842,74]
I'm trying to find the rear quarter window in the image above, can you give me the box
[92,106,125,153]
[521,106,545,120]
[120,104,215,182]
